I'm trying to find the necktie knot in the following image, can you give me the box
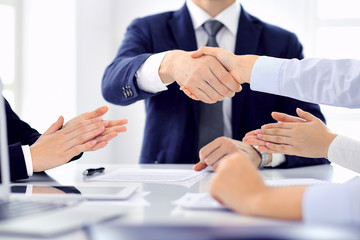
[203,20,224,36]
[202,20,224,47]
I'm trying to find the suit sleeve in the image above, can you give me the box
[275,33,329,168]
[5,98,83,181]
[102,18,159,106]
[5,98,40,181]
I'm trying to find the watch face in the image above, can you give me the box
[260,152,269,167]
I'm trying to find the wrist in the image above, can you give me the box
[237,55,259,84]
[159,50,181,84]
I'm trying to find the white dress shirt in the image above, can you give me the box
[250,56,360,224]
[136,1,285,167]
[136,0,239,139]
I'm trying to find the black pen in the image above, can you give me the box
[82,167,105,176]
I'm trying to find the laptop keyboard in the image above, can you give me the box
[0,199,67,221]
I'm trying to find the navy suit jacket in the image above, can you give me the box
[3,98,82,181]
[5,98,40,181]
[102,4,329,167]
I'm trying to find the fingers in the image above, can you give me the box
[191,46,208,58]
[199,138,223,161]
[82,106,109,120]
[193,162,208,171]
[62,117,104,134]
[209,61,241,95]
[105,119,128,127]
[95,131,119,143]
[66,140,98,157]
[243,135,266,146]
[180,86,200,101]
[271,112,305,123]
[191,46,220,59]
[43,116,64,135]
[197,76,226,102]
[261,142,293,155]
[296,108,316,122]
[87,141,108,152]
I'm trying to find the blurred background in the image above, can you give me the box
[1,0,360,164]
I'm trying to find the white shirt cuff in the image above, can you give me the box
[21,145,33,177]
[135,52,169,93]
[250,56,287,95]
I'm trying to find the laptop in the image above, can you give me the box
[0,81,126,237]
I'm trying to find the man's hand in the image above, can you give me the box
[159,50,241,103]
[193,137,261,171]
[244,108,337,158]
[181,47,259,101]
[63,106,128,151]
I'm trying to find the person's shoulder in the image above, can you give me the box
[131,10,178,26]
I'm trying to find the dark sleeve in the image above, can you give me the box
[5,98,83,181]
[8,143,29,181]
[101,18,159,106]
[275,32,329,168]
[5,98,40,146]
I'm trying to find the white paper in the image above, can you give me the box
[173,193,228,210]
[174,178,328,210]
[265,178,327,187]
[87,168,209,182]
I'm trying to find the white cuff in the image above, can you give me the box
[135,51,169,93]
[21,145,33,177]
[250,56,287,95]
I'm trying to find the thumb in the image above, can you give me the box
[191,46,207,58]
[271,111,305,123]
[193,161,208,171]
[43,116,64,135]
[296,108,316,122]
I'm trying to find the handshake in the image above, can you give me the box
[159,47,259,103]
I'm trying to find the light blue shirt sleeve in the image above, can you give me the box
[250,56,360,108]
[303,178,360,225]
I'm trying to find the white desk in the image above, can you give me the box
[5,161,360,240]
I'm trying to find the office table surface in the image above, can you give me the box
[4,162,360,240]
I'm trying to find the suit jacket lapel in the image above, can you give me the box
[232,6,263,139]
[169,4,201,131]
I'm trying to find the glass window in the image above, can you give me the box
[317,0,360,19]
[315,0,360,141]
[0,1,18,109]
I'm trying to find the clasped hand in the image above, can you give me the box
[173,47,258,102]
[30,106,127,172]
[159,49,242,104]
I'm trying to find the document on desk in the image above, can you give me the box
[173,193,229,210]
[174,178,328,210]
[87,168,210,183]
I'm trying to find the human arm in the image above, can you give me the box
[6,100,127,180]
[210,152,305,220]
[187,47,360,108]
[211,152,360,224]
[102,18,240,105]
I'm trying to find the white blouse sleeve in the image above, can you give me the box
[250,56,360,108]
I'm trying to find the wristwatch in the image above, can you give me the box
[259,152,269,168]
